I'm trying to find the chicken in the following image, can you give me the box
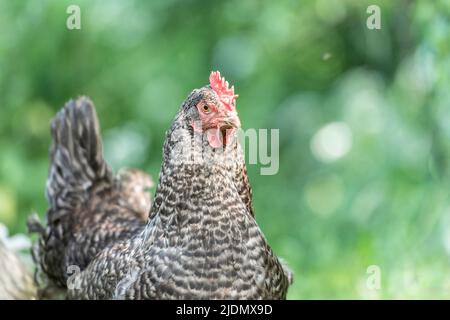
[0,240,36,299]
[36,71,292,299]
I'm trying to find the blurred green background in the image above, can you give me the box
[1,0,450,299]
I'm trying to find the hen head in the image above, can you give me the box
[184,71,241,148]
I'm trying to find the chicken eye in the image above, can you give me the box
[201,104,211,113]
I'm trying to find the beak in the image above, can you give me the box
[221,112,241,129]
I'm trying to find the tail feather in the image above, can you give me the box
[37,97,112,286]
[46,97,112,217]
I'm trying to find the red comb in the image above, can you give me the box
[209,71,238,111]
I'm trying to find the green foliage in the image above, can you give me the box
[0,0,449,299]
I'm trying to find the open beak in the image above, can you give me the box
[206,112,241,149]
[220,113,241,130]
